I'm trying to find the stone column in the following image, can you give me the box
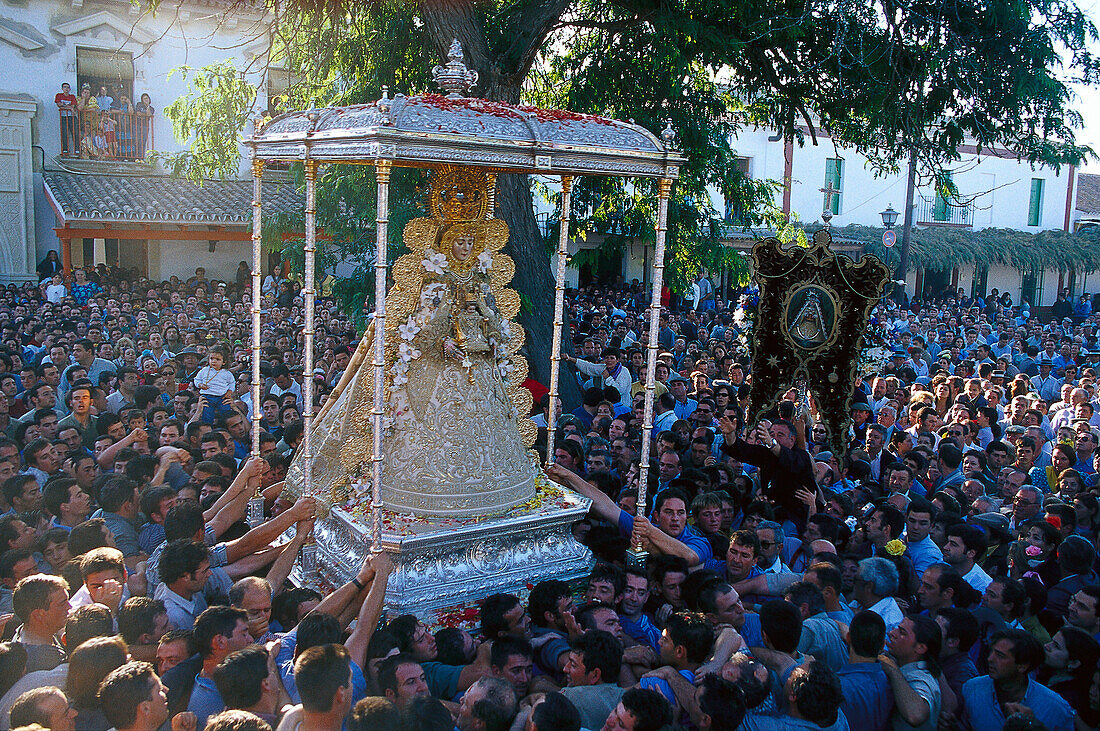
[0,94,37,283]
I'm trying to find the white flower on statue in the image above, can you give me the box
[398,341,421,362]
[498,359,513,379]
[387,391,410,426]
[390,360,409,386]
[398,318,421,342]
[420,283,447,308]
[422,250,448,275]
[461,356,473,369]
[477,251,493,273]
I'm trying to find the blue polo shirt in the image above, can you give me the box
[905,535,944,576]
[639,668,694,705]
[275,628,368,705]
[621,613,661,653]
[616,510,712,565]
[187,675,225,731]
[962,676,1075,731]
[836,662,893,731]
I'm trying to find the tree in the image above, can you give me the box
[151,0,1097,395]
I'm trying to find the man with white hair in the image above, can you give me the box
[851,557,903,631]
[456,676,517,731]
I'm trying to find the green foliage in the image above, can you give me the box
[151,62,256,182]
[149,0,1097,316]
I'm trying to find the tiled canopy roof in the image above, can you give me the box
[44,172,300,225]
[1077,173,1100,216]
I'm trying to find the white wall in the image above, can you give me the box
[726,128,1073,234]
[151,238,252,282]
[0,0,268,173]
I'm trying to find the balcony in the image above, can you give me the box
[58,108,154,162]
[916,195,973,227]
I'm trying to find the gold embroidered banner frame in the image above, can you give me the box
[748,227,891,455]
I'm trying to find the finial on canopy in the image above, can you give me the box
[661,120,677,148]
[432,39,479,98]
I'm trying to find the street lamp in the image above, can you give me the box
[880,205,899,230]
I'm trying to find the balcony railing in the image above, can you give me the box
[916,195,973,226]
[59,109,154,162]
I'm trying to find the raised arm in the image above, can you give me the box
[97,427,147,469]
[879,654,930,727]
[314,556,376,619]
[224,496,316,563]
[204,457,264,523]
[633,515,704,568]
[264,518,313,594]
[545,463,622,524]
[561,354,604,378]
[346,552,395,669]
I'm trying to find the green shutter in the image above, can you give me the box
[933,171,952,222]
[1029,179,1044,226]
[824,159,842,214]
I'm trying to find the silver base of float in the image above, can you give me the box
[290,480,594,628]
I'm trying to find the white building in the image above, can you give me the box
[0,0,295,283]
[556,125,1094,309]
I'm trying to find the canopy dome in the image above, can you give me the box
[249,41,683,179]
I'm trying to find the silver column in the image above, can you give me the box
[634,178,672,528]
[247,157,265,527]
[545,176,573,465]
[371,160,392,553]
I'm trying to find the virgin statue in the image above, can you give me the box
[284,167,539,519]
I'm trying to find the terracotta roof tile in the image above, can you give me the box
[44,172,300,225]
[1077,173,1100,216]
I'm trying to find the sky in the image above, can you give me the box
[1072,1,1100,171]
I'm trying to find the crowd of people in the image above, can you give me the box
[54,82,155,160]
[0,256,1096,731]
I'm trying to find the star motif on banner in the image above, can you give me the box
[767,355,779,367]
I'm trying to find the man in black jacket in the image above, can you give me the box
[717,415,814,530]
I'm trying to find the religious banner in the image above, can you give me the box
[748,226,891,455]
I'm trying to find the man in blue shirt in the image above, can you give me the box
[528,579,577,681]
[618,568,662,653]
[962,629,1076,731]
[836,611,894,730]
[904,496,943,576]
[546,466,713,568]
[638,611,712,706]
[184,606,254,729]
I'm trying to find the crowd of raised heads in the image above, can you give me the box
[0,259,1096,730]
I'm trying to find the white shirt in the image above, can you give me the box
[862,596,904,631]
[270,379,303,409]
[69,581,131,611]
[45,284,67,303]
[760,558,793,575]
[154,582,207,630]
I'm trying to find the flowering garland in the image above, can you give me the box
[732,286,759,352]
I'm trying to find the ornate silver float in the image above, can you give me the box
[246,39,684,627]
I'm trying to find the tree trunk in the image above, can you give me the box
[495,173,583,409]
